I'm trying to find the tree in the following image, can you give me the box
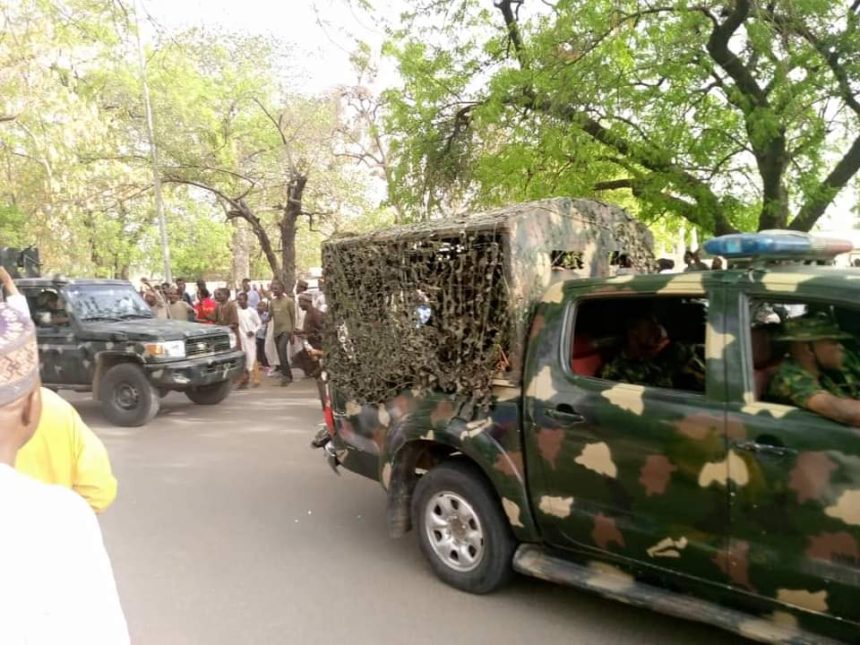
[0,0,158,276]
[146,30,368,289]
[376,0,860,233]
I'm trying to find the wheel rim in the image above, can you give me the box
[114,382,140,410]
[424,490,485,572]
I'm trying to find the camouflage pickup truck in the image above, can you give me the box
[318,198,859,644]
[14,276,244,427]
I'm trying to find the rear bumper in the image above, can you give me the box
[329,432,380,481]
[145,350,245,388]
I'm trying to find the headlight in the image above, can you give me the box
[144,340,186,358]
[229,333,237,349]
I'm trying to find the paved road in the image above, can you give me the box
[67,379,737,645]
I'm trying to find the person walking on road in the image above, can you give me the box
[256,300,270,371]
[269,279,295,386]
[236,292,262,389]
[0,303,129,644]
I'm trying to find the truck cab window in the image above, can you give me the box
[749,299,860,426]
[29,289,70,327]
[570,296,707,394]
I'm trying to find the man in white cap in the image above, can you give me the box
[2,265,118,513]
[0,303,129,644]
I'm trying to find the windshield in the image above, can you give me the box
[66,284,153,321]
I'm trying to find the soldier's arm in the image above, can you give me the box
[805,392,860,428]
[70,407,118,512]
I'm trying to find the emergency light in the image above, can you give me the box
[703,230,853,262]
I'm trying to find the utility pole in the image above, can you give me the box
[132,0,172,282]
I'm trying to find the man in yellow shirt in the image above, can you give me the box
[2,270,118,512]
[15,388,118,513]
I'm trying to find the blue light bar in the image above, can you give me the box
[703,230,853,261]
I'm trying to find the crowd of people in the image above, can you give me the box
[654,248,723,274]
[139,276,327,390]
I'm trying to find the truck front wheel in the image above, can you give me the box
[185,380,232,405]
[100,363,160,427]
[412,461,516,594]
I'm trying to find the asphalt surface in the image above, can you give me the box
[66,377,738,645]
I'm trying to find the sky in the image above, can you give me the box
[139,0,393,93]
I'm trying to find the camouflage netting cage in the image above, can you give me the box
[323,198,654,406]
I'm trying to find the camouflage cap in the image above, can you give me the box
[776,313,853,342]
[0,303,39,406]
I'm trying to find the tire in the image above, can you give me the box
[412,461,516,594]
[185,380,233,405]
[100,363,160,427]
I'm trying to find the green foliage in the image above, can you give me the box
[375,0,860,233]
[0,206,28,247]
[1,5,375,281]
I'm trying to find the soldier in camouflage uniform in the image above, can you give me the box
[767,313,860,426]
[598,312,705,390]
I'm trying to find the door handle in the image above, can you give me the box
[735,440,796,458]
[546,405,585,425]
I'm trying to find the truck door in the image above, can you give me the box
[23,286,90,386]
[724,289,860,624]
[523,278,731,583]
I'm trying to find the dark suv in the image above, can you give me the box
[16,276,244,426]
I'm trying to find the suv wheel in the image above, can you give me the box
[412,461,516,594]
[100,363,160,427]
[185,380,233,405]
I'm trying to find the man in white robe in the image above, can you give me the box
[236,292,262,388]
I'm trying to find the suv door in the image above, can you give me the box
[22,286,90,386]
[724,285,860,626]
[523,276,732,583]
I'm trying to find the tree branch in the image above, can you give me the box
[789,133,860,231]
[494,0,528,68]
[706,0,766,108]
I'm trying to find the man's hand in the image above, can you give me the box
[0,266,19,296]
[246,331,254,338]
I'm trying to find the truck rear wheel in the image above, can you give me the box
[100,363,159,427]
[185,380,232,405]
[412,461,516,594]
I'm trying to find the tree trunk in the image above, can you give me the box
[279,172,308,290]
[226,198,281,282]
[230,218,250,289]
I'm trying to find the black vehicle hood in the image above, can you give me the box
[77,319,232,342]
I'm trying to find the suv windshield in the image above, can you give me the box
[66,284,153,321]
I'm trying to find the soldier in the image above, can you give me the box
[767,313,860,426]
[599,311,705,391]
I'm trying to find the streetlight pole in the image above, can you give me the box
[132,0,172,283]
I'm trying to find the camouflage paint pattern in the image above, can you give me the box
[323,197,654,408]
[14,278,243,391]
[329,381,539,542]
[330,264,859,642]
